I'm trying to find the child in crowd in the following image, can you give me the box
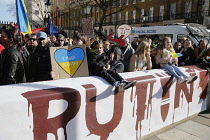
[156,37,197,84]
[129,41,152,71]
[87,41,136,93]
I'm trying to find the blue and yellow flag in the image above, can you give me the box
[16,0,32,35]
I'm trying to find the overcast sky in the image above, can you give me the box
[0,0,16,22]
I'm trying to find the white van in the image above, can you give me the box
[128,23,210,46]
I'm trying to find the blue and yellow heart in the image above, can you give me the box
[54,48,85,76]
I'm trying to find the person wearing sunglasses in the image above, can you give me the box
[28,31,55,82]
[26,33,38,55]
[55,34,68,47]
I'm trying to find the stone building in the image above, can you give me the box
[51,0,210,37]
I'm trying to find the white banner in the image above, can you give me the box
[0,66,208,140]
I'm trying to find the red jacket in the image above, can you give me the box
[0,44,5,54]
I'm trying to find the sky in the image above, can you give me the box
[0,0,16,22]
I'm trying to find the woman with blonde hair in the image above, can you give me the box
[156,37,197,84]
[129,41,152,71]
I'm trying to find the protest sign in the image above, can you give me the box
[117,24,132,39]
[50,45,89,80]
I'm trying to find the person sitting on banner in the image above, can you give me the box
[107,44,124,73]
[55,34,68,47]
[28,31,55,82]
[87,41,136,94]
[156,37,197,84]
[0,28,26,85]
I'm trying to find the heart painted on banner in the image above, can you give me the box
[54,48,85,76]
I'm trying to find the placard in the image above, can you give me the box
[50,45,89,80]
[117,24,132,39]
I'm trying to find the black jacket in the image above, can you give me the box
[0,46,26,85]
[28,42,54,82]
[108,46,124,73]
[87,51,109,76]
[178,47,198,66]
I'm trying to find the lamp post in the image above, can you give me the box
[44,0,52,35]
[84,3,91,18]
[142,13,148,27]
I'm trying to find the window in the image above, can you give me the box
[132,10,136,23]
[159,5,164,21]
[125,0,129,5]
[170,3,176,19]
[112,2,116,8]
[202,0,209,16]
[104,29,107,36]
[149,7,154,22]
[141,0,145,2]
[185,1,192,18]
[118,0,122,7]
[118,13,122,24]
[105,16,110,24]
[112,14,116,24]
[92,7,95,13]
[125,11,128,24]
[140,9,144,22]
[109,28,113,35]
[133,0,136,4]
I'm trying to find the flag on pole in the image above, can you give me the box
[49,19,55,36]
[16,0,32,35]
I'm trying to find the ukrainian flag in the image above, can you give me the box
[16,0,32,35]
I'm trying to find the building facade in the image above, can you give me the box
[25,0,50,29]
[51,0,210,37]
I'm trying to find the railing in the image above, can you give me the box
[0,21,17,29]
[93,11,209,27]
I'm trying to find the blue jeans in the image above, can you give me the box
[162,64,187,79]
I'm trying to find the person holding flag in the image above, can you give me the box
[156,37,197,84]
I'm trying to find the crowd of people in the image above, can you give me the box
[0,25,210,93]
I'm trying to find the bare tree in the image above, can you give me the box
[7,3,16,22]
[75,0,127,39]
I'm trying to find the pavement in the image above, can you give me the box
[139,111,210,140]
[139,79,210,140]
